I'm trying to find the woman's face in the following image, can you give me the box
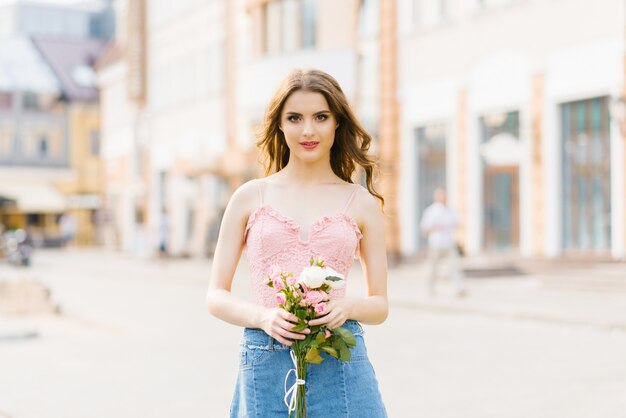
[280,89,338,165]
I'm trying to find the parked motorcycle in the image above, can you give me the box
[1,229,33,266]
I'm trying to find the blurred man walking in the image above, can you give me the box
[420,188,466,297]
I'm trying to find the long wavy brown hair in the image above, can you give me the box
[257,68,384,206]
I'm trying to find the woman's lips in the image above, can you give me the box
[300,141,319,150]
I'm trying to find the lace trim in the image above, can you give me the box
[244,204,363,242]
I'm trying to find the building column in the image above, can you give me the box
[531,73,545,257]
[616,55,626,260]
[456,89,468,252]
[379,0,401,260]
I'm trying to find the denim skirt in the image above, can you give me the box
[230,320,387,418]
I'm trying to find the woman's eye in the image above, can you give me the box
[316,114,328,121]
[287,115,300,122]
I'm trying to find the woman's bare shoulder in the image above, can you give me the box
[353,184,381,209]
[350,184,383,226]
[227,179,262,215]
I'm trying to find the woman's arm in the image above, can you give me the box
[308,188,389,328]
[205,181,309,346]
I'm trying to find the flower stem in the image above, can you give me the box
[287,346,308,418]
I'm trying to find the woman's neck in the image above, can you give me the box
[276,160,341,185]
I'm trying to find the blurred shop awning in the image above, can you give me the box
[0,182,67,213]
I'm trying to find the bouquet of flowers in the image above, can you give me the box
[265,258,357,418]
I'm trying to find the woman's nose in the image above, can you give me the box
[302,119,314,136]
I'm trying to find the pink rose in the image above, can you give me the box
[275,293,286,305]
[273,277,285,291]
[319,290,329,301]
[305,291,324,305]
[314,302,327,315]
[325,329,331,338]
[286,275,297,286]
[299,300,307,307]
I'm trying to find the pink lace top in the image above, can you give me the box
[244,180,363,308]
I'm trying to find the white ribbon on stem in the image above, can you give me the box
[284,350,306,412]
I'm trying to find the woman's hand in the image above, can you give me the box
[307,299,354,330]
[260,307,310,346]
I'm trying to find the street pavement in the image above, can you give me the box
[0,249,625,418]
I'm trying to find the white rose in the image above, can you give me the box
[298,266,327,289]
[323,267,345,289]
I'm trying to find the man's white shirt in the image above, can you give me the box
[420,202,458,250]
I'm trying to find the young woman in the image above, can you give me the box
[206,68,388,417]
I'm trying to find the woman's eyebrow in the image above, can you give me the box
[284,110,331,116]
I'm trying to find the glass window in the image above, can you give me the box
[39,135,48,158]
[23,92,40,110]
[89,14,103,38]
[481,111,519,141]
[415,123,447,250]
[27,214,42,226]
[0,91,12,109]
[561,97,611,252]
[90,130,100,155]
[261,0,316,55]
[301,0,316,48]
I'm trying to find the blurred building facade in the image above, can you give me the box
[0,0,110,246]
[397,0,626,260]
[97,0,234,256]
[98,0,626,261]
[144,0,233,257]
[0,36,69,240]
[95,0,147,253]
[33,36,107,246]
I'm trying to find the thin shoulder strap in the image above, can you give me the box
[256,179,264,205]
[342,184,359,213]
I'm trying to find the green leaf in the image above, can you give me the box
[310,257,314,266]
[292,322,308,332]
[315,332,326,344]
[339,346,351,362]
[333,336,347,352]
[325,276,343,283]
[335,327,357,347]
[320,345,339,359]
[305,346,324,364]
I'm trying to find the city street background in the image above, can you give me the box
[1,1,626,417]
[1,249,625,418]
